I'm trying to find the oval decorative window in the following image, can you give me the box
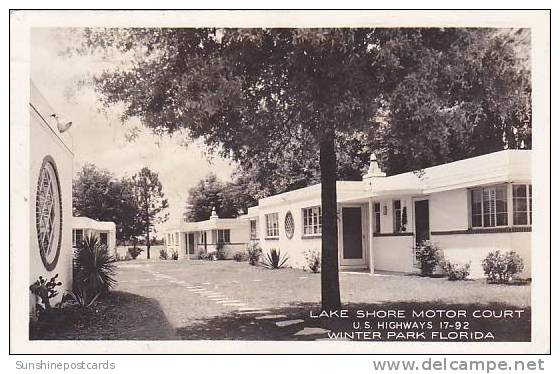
[36,157,63,271]
[284,211,295,239]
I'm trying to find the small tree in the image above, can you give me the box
[131,167,169,259]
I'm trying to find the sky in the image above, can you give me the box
[30,28,237,234]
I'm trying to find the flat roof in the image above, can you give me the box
[166,217,248,233]
[253,150,531,206]
[72,216,116,231]
[368,150,531,195]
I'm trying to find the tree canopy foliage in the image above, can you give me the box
[185,173,257,222]
[75,27,531,310]
[73,164,143,244]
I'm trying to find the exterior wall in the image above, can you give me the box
[164,223,250,260]
[258,197,322,270]
[429,189,469,231]
[368,187,531,278]
[429,187,531,278]
[29,95,73,311]
[369,195,415,272]
[432,232,531,278]
[164,231,183,259]
[372,236,415,272]
[73,228,117,254]
[115,245,165,260]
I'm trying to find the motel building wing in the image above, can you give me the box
[165,207,251,260]
[167,149,531,278]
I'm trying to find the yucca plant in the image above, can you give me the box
[66,289,102,308]
[74,234,116,304]
[261,248,289,269]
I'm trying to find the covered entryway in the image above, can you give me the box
[340,206,366,267]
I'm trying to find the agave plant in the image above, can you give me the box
[261,248,289,269]
[74,234,117,302]
[66,289,102,308]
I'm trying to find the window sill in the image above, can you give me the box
[373,232,414,237]
[431,226,531,235]
[302,234,322,239]
[264,236,279,240]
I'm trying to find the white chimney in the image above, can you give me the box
[363,153,386,188]
[210,206,219,220]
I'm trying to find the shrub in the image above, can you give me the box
[441,260,471,281]
[233,251,248,262]
[416,240,444,276]
[206,251,218,261]
[482,250,524,284]
[170,250,179,260]
[159,249,169,260]
[246,243,262,266]
[216,242,228,260]
[30,274,62,315]
[197,250,207,260]
[261,248,289,269]
[74,235,116,302]
[127,246,143,260]
[304,249,321,273]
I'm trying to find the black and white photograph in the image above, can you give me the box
[9,9,550,355]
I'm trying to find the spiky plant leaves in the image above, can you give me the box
[261,248,289,269]
[75,234,117,298]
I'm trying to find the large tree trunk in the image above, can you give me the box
[319,128,341,311]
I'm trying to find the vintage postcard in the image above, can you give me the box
[9,10,550,354]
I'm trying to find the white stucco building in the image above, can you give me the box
[29,81,74,310]
[72,216,117,254]
[165,208,250,259]
[252,150,532,278]
[167,149,532,278]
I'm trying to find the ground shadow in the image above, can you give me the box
[175,301,531,342]
[29,291,177,340]
[30,293,531,342]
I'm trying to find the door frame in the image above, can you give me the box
[338,204,368,267]
[412,197,431,266]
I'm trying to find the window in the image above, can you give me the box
[284,212,295,239]
[167,233,171,245]
[373,202,381,234]
[217,229,231,243]
[99,232,108,246]
[175,232,179,245]
[393,200,402,232]
[303,206,322,235]
[513,184,532,225]
[265,213,279,237]
[470,185,508,228]
[72,229,83,247]
[36,157,62,271]
[249,219,258,240]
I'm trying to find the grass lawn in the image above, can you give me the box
[30,259,531,341]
